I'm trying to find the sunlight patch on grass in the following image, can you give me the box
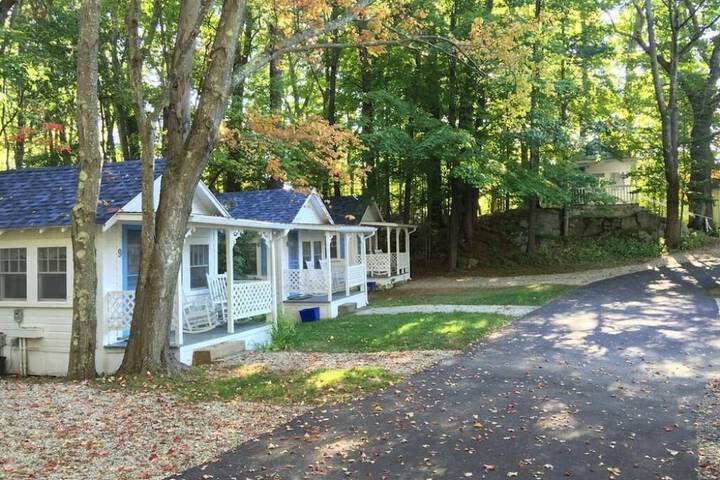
[282,312,512,352]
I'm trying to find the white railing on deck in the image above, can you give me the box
[347,264,365,288]
[397,252,410,275]
[231,280,272,319]
[106,291,135,330]
[284,269,329,296]
[106,290,178,333]
[364,253,391,276]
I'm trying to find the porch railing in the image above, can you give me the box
[231,280,273,319]
[362,253,409,277]
[284,269,328,296]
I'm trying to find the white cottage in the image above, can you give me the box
[325,196,415,288]
[0,161,287,376]
[218,189,376,319]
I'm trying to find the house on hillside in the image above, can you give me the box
[324,196,416,288]
[0,161,295,376]
[218,189,375,319]
[576,141,638,204]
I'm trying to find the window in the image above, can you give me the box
[38,247,67,301]
[302,241,312,269]
[124,227,141,290]
[313,241,322,269]
[0,248,27,300]
[190,244,209,289]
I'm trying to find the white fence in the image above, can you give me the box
[231,280,273,319]
[284,269,329,296]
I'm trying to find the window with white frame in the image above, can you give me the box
[190,244,209,289]
[0,248,27,300]
[38,247,67,301]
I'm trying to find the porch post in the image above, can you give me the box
[225,228,236,334]
[344,232,350,296]
[360,234,368,304]
[176,268,183,347]
[395,227,400,274]
[265,231,278,326]
[386,226,391,277]
[325,232,333,302]
[405,228,411,278]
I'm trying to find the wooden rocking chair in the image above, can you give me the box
[182,298,217,334]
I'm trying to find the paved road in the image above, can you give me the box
[173,262,720,480]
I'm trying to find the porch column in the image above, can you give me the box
[325,232,333,302]
[264,231,278,326]
[176,268,183,347]
[386,226,391,277]
[225,228,236,334]
[395,227,400,274]
[405,228,411,278]
[344,232,351,296]
[360,234,368,304]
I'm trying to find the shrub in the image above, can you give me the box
[680,231,717,251]
[534,236,665,265]
[264,315,299,351]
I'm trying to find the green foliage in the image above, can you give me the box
[680,231,719,251]
[264,315,300,352]
[535,236,665,265]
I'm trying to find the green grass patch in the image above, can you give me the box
[282,312,511,352]
[94,366,398,405]
[371,284,573,307]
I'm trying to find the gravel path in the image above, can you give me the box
[174,258,720,479]
[356,304,538,317]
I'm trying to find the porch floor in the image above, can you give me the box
[285,291,362,304]
[105,322,267,349]
[182,322,266,346]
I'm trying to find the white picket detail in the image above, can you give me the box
[106,291,135,330]
[106,290,180,332]
[232,280,273,319]
[284,269,329,296]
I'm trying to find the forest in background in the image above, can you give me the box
[2,0,720,270]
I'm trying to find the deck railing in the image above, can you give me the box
[231,280,273,319]
[361,252,409,277]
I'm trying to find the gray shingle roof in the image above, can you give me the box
[216,189,309,224]
[0,160,164,229]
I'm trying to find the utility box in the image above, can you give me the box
[13,308,23,324]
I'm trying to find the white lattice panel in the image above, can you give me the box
[284,269,329,296]
[397,253,410,274]
[106,291,135,330]
[347,264,366,288]
[364,253,391,276]
[231,280,272,320]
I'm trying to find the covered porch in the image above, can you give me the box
[282,226,374,319]
[362,222,415,287]
[102,215,283,365]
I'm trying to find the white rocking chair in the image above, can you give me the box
[182,298,217,334]
[207,273,228,324]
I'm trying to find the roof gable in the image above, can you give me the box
[325,196,384,225]
[0,160,165,230]
[217,189,308,224]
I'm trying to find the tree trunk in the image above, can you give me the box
[110,31,133,162]
[526,0,542,255]
[120,0,245,375]
[687,106,715,230]
[358,43,376,197]
[68,0,102,380]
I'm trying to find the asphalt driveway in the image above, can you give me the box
[172,261,720,479]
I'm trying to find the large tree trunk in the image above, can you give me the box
[526,0,542,255]
[119,0,245,374]
[68,0,102,380]
[687,106,715,230]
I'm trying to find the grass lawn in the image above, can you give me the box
[370,284,573,307]
[282,312,512,352]
[96,365,398,405]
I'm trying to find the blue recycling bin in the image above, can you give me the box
[299,307,321,323]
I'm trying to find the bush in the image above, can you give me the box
[534,236,665,265]
[264,315,299,351]
[680,231,717,251]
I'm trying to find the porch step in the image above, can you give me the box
[338,303,358,315]
[192,339,247,365]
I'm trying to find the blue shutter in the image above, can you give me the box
[288,230,299,269]
[260,242,268,276]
